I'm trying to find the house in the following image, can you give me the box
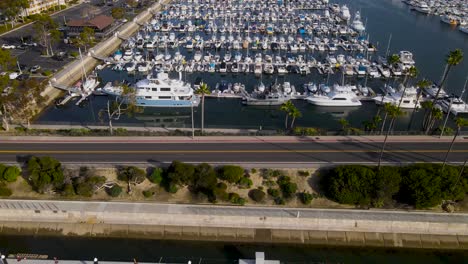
[66,15,114,37]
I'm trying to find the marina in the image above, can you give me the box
[38,0,468,131]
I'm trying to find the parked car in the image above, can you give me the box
[16,73,30,81]
[1,44,15,49]
[8,72,19,80]
[30,65,41,73]
[23,42,37,47]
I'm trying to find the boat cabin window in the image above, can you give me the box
[152,88,157,91]
[159,96,171,99]
[333,98,347,100]
[145,96,152,99]
[160,88,171,91]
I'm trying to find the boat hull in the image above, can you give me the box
[136,98,200,107]
[306,98,362,107]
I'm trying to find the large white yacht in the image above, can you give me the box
[351,11,366,33]
[373,84,419,109]
[414,2,431,14]
[437,96,468,116]
[306,84,362,107]
[102,72,199,107]
[340,5,351,20]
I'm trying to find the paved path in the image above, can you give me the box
[0,136,466,165]
[0,199,467,236]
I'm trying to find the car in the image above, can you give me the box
[8,72,19,80]
[30,65,41,73]
[16,73,30,81]
[23,42,37,47]
[1,44,15,49]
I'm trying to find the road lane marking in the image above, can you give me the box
[0,150,466,154]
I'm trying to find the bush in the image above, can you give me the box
[249,189,266,202]
[228,192,245,205]
[62,183,75,197]
[70,51,79,58]
[251,168,257,174]
[167,161,195,187]
[0,164,6,178]
[42,70,53,76]
[277,176,297,198]
[27,156,65,193]
[238,177,253,189]
[299,192,314,205]
[194,163,217,194]
[107,185,122,197]
[298,170,309,177]
[3,166,21,182]
[0,186,12,197]
[274,197,285,205]
[218,165,244,183]
[75,182,94,197]
[267,188,280,198]
[168,183,178,194]
[142,190,154,198]
[148,167,163,184]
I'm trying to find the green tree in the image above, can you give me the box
[408,79,431,131]
[402,66,418,86]
[0,0,29,28]
[32,14,59,56]
[248,189,266,202]
[193,163,217,201]
[218,165,244,183]
[339,118,350,134]
[388,54,400,66]
[117,166,146,193]
[148,167,163,184]
[374,166,401,206]
[299,191,314,205]
[378,104,404,169]
[27,156,64,193]
[195,82,211,134]
[75,27,95,52]
[442,118,468,169]
[2,166,20,182]
[289,106,302,129]
[0,48,17,71]
[166,161,195,187]
[99,84,141,135]
[280,100,293,129]
[111,7,125,19]
[107,184,123,197]
[277,176,297,198]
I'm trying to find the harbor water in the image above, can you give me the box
[36,0,468,131]
[0,235,467,263]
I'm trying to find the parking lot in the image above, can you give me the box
[0,0,133,77]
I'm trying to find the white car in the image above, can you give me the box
[1,44,15,49]
[8,72,19,80]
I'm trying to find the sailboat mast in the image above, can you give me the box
[79,47,87,82]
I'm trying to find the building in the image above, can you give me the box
[22,0,68,16]
[66,15,115,37]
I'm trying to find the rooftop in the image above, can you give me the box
[67,15,114,30]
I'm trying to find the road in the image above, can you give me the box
[0,137,466,165]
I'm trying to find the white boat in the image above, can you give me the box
[340,5,351,20]
[459,26,468,34]
[306,84,362,107]
[242,82,287,106]
[399,51,415,69]
[414,2,431,14]
[438,96,468,116]
[351,11,366,32]
[373,84,420,109]
[103,72,199,108]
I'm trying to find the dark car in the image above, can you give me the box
[16,73,30,81]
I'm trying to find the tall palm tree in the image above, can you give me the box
[195,82,211,134]
[408,79,431,131]
[289,107,302,129]
[280,100,294,129]
[339,118,350,134]
[427,107,443,134]
[402,65,419,86]
[442,117,468,169]
[378,104,404,169]
[388,54,401,66]
[420,100,433,132]
[380,103,393,134]
[425,49,464,133]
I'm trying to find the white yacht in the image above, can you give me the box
[340,5,351,20]
[399,51,415,70]
[351,11,366,32]
[414,2,431,14]
[306,84,362,107]
[373,84,419,109]
[459,26,468,34]
[102,72,199,108]
[438,96,468,116]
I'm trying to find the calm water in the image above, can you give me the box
[36,0,468,131]
[0,235,467,263]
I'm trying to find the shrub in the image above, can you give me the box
[277,176,297,198]
[298,170,309,177]
[267,188,280,198]
[238,177,253,189]
[3,166,21,182]
[107,185,123,197]
[62,183,75,197]
[27,156,65,193]
[0,164,6,178]
[274,197,285,205]
[216,182,227,190]
[70,51,79,58]
[299,192,314,205]
[251,168,257,174]
[0,186,12,197]
[167,161,195,186]
[42,70,53,76]
[194,163,217,194]
[75,182,94,197]
[168,183,178,194]
[229,192,245,205]
[142,190,154,198]
[218,165,244,183]
[249,189,266,202]
[148,167,163,184]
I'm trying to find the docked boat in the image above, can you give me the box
[373,84,420,109]
[351,11,366,33]
[438,96,468,116]
[306,84,362,107]
[242,82,287,106]
[340,5,351,20]
[414,2,431,14]
[459,26,468,34]
[103,72,199,107]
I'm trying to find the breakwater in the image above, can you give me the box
[0,199,467,250]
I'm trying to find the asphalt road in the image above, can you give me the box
[0,140,467,165]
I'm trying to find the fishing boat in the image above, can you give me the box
[242,82,287,106]
[306,84,362,107]
[351,11,366,33]
[373,84,419,109]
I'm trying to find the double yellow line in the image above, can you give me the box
[0,150,466,154]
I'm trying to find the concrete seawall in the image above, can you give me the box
[0,199,467,249]
[41,0,170,105]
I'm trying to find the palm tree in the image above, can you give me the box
[425,49,464,132]
[289,107,302,129]
[402,65,419,86]
[380,103,393,134]
[427,107,443,134]
[442,117,468,169]
[195,82,211,134]
[420,100,433,132]
[388,54,401,66]
[378,104,405,169]
[339,118,350,134]
[280,100,294,129]
[408,79,431,131]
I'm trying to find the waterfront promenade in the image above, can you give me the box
[0,199,467,249]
